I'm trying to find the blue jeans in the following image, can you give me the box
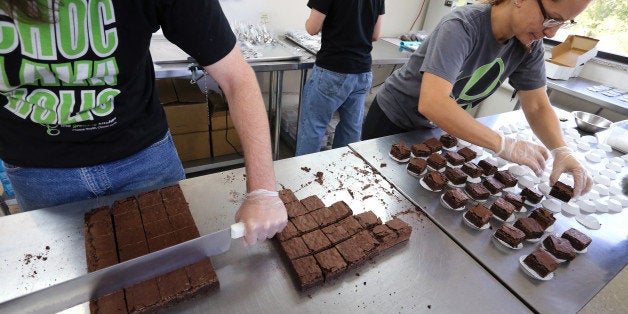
[296,65,373,155]
[3,131,185,211]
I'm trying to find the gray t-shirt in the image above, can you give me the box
[377,4,546,130]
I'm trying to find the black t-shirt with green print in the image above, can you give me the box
[0,0,236,167]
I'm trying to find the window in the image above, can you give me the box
[552,0,628,59]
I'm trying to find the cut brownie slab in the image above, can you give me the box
[372,224,399,251]
[278,189,299,204]
[514,217,544,240]
[561,228,592,251]
[443,188,469,209]
[352,230,380,259]
[464,205,492,228]
[523,248,558,278]
[321,223,351,244]
[529,207,555,230]
[445,167,468,186]
[338,216,364,236]
[494,223,525,248]
[427,153,447,170]
[315,248,347,281]
[301,195,326,212]
[292,213,319,233]
[411,143,431,157]
[423,171,448,191]
[543,235,576,261]
[520,187,543,204]
[490,197,516,221]
[483,176,505,195]
[336,237,367,269]
[461,162,482,179]
[285,201,309,219]
[407,158,427,175]
[385,217,412,243]
[423,137,443,152]
[465,182,490,200]
[275,221,300,242]
[390,143,411,160]
[503,191,525,211]
[478,159,498,176]
[302,229,333,253]
[291,255,323,291]
[440,133,458,148]
[457,147,477,162]
[280,237,312,260]
[443,151,465,166]
[354,211,382,229]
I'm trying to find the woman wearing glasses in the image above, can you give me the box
[363,0,593,197]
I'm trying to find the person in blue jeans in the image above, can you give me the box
[295,0,385,156]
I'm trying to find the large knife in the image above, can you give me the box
[0,222,246,314]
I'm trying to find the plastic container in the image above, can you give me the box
[605,120,628,153]
[0,161,14,197]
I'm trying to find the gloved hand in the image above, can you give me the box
[549,146,592,198]
[235,189,287,245]
[496,136,549,175]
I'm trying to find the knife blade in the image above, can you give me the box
[0,222,246,314]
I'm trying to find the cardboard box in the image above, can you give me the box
[156,78,177,104]
[173,78,207,103]
[212,129,242,157]
[172,132,211,162]
[211,110,235,130]
[545,35,598,80]
[164,103,209,135]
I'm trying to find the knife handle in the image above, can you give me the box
[231,222,246,239]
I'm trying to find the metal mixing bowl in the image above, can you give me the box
[572,111,612,133]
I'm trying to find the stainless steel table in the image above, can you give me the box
[0,147,529,313]
[349,110,628,313]
[546,77,628,116]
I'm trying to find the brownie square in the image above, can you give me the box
[321,223,351,244]
[140,204,168,224]
[411,143,431,157]
[550,181,574,202]
[457,147,477,162]
[352,230,380,259]
[385,217,412,242]
[514,217,544,240]
[275,221,300,242]
[520,187,543,204]
[372,224,398,251]
[529,207,555,230]
[523,248,558,278]
[292,213,319,233]
[338,216,364,236]
[494,223,525,248]
[543,235,576,261]
[490,197,516,221]
[156,268,191,302]
[309,207,336,228]
[407,158,427,175]
[561,228,592,251]
[354,211,382,229]
[443,188,469,209]
[112,196,138,215]
[465,182,490,200]
[143,218,174,239]
[495,170,517,187]
[147,232,178,252]
[443,151,465,166]
[168,212,195,230]
[125,279,161,313]
[278,189,298,204]
[445,167,468,185]
[159,185,184,200]
[280,237,312,260]
[301,195,325,212]
[478,159,498,176]
[439,133,458,148]
[427,153,447,170]
[390,143,411,160]
[336,237,367,268]
[186,258,219,290]
[423,137,443,152]
[328,200,353,221]
[503,191,525,211]
[285,201,309,218]
[138,190,162,208]
[461,162,482,179]
[174,226,200,242]
[302,229,332,253]
[291,255,323,291]
[90,291,126,313]
[464,205,492,228]
[483,176,505,194]
[314,248,347,281]
[423,171,448,191]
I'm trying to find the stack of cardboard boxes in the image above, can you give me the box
[156,78,241,162]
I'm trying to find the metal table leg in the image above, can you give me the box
[273,71,284,160]
[295,69,308,142]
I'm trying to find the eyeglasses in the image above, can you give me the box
[536,0,576,29]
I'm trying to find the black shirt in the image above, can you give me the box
[308,0,385,74]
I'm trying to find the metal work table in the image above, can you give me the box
[0,147,529,313]
[546,77,628,116]
[349,110,628,313]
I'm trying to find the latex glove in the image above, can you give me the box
[549,146,592,198]
[235,189,287,245]
[496,136,549,175]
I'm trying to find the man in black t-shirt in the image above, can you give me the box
[295,0,385,155]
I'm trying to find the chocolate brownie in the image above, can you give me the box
[523,248,558,278]
[439,133,458,148]
[314,248,347,281]
[514,217,544,240]
[443,188,469,209]
[338,216,364,236]
[354,211,382,229]
[490,198,516,221]
[352,230,380,259]
[301,195,325,212]
[561,228,592,251]
[411,143,431,157]
[321,223,351,244]
[390,143,411,160]
[291,255,323,291]
[543,235,576,261]
[445,167,468,185]
[309,207,338,228]
[336,237,367,269]
[503,191,525,211]
[423,171,448,191]
[443,151,465,166]
[328,201,353,222]
[385,217,412,242]
[302,229,332,253]
[407,157,427,175]
[494,223,526,248]
[520,187,543,204]
[275,221,300,242]
[285,201,309,218]
[427,153,447,170]
[280,237,312,260]
[292,213,319,233]
[529,207,555,230]
[550,181,574,202]
[457,147,477,162]
[464,205,492,228]
[461,162,482,179]
[278,189,298,204]
[423,137,443,152]
[495,170,517,188]
[137,190,162,208]
[483,176,506,194]
[478,159,498,176]
[465,182,490,200]
[372,224,399,251]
